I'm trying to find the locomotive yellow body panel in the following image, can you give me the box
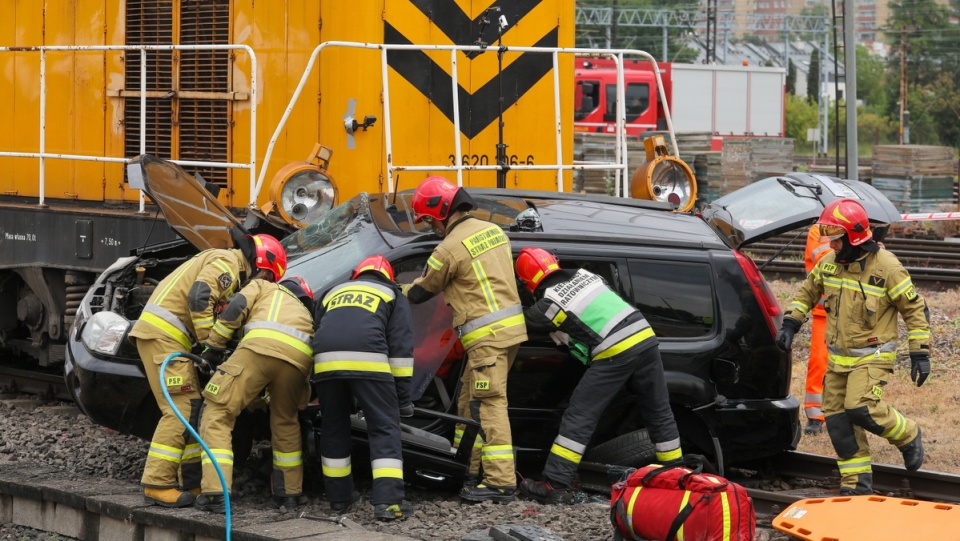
[0,0,574,209]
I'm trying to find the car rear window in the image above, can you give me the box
[627,260,714,338]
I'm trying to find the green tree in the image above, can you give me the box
[807,48,820,105]
[786,59,796,96]
[855,45,888,114]
[785,93,819,144]
[886,0,954,89]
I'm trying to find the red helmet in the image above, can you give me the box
[411,176,460,224]
[817,199,872,246]
[280,275,313,300]
[249,234,287,282]
[515,247,560,293]
[352,254,395,282]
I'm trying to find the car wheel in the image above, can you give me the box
[582,428,656,467]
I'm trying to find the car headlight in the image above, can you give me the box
[81,311,132,356]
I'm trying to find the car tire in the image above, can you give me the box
[582,428,656,467]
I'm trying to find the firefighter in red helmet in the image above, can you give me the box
[129,232,285,507]
[404,176,527,503]
[514,247,682,504]
[194,274,314,513]
[312,254,416,520]
[777,199,930,496]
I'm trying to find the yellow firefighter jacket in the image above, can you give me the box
[204,279,314,375]
[130,249,249,350]
[410,215,527,351]
[784,248,930,367]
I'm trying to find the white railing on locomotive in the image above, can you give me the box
[0,44,257,212]
[258,41,677,198]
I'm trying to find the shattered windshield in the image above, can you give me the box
[281,195,389,295]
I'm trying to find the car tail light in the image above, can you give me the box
[733,250,782,336]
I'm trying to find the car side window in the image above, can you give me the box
[627,260,714,338]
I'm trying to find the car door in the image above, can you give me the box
[701,172,902,250]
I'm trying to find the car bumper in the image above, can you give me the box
[65,320,158,440]
[713,395,801,462]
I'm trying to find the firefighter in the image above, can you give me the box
[128,233,286,507]
[403,176,527,503]
[803,224,833,436]
[777,199,930,496]
[193,275,314,513]
[312,255,415,521]
[514,247,683,504]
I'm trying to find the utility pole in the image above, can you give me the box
[899,26,909,145]
[611,0,619,48]
[843,0,857,179]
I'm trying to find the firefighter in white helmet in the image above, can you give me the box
[129,233,286,507]
[194,274,314,513]
[312,255,415,520]
[777,199,930,496]
[514,247,682,504]
[404,176,528,503]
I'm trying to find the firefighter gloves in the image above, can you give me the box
[198,346,226,375]
[775,318,801,352]
[909,351,931,387]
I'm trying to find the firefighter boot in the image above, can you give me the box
[460,483,515,503]
[899,428,925,471]
[273,494,300,510]
[520,478,570,505]
[373,502,414,521]
[804,419,824,436]
[143,487,196,508]
[330,491,360,513]
[195,493,227,514]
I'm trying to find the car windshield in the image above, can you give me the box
[281,196,390,294]
[715,176,822,231]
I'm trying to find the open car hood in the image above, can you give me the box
[701,173,902,250]
[126,154,243,250]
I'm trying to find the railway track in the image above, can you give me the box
[746,233,960,287]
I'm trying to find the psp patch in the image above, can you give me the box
[474,380,490,391]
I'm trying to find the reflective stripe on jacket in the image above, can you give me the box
[130,248,248,346]
[524,269,657,361]
[205,279,315,374]
[409,215,527,350]
[311,274,415,405]
[785,248,930,362]
[804,225,832,317]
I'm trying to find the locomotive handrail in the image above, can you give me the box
[0,44,257,212]
[257,41,676,198]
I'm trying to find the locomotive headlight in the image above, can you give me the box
[267,145,338,228]
[81,311,132,356]
[630,135,697,212]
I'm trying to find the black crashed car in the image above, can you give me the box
[65,157,902,488]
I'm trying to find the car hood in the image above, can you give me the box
[126,154,243,250]
[700,172,902,249]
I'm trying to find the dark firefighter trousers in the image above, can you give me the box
[136,336,203,490]
[317,378,405,506]
[543,343,680,487]
[823,361,918,492]
[199,349,309,497]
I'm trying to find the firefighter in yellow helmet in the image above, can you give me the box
[193,274,314,513]
[312,255,415,520]
[777,199,930,496]
[129,232,286,507]
[404,176,527,503]
[514,247,682,504]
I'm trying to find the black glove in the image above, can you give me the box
[775,318,801,352]
[198,345,226,374]
[399,402,415,418]
[909,351,931,387]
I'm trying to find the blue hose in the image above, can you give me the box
[159,352,232,540]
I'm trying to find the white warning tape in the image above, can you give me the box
[900,211,960,221]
